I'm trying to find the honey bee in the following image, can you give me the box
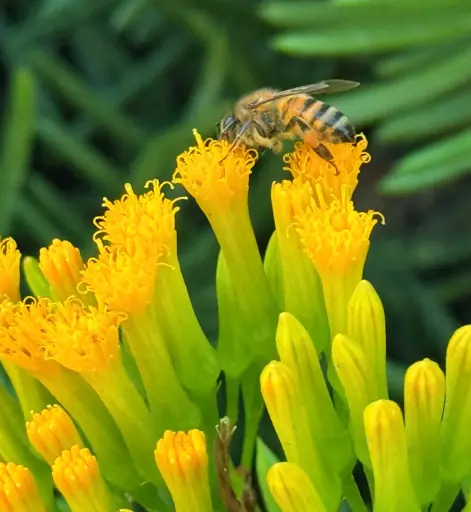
[217,79,360,174]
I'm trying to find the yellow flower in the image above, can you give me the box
[82,243,156,315]
[0,237,20,302]
[173,129,257,215]
[39,239,93,304]
[440,325,471,483]
[296,197,383,337]
[404,359,445,505]
[270,180,330,353]
[84,180,219,397]
[174,130,278,361]
[0,297,142,491]
[260,361,340,510]
[154,430,213,512]
[347,280,388,398]
[26,405,84,466]
[94,180,182,259]
[276,313,353,474]
[267,462,327,512]
[52,445,113,512]
[40,300,163,486]
[0,462,46,512]
[364,400,420,511]
[283,135,369,203]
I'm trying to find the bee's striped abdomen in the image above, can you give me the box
[297,100,354,144]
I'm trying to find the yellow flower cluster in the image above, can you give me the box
[0,128,469,512]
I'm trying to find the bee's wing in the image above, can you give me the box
[246,80,360,109]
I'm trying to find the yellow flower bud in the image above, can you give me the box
[52,445,113,512]
[404,359,444,505]
[154,430,213,512]
[364,400,420,512]
[267,462,327,512]
[27,405,84,466]
[0,462,46,512]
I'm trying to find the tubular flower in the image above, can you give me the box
[26,405,84,466]
[271,180,330,353]
[175,130,278,361]
[88,179,219,396]
[154,430,213,512]
[39,239,93,304]
[276,313,353,474]
[364,400,421,511]
[93,180,182,259]
[404,359,445,505]
[296,196,383,337]
[82,243,156,315]
[347,280,389,398]
[267,462,327,512]
[0,462,46,512]
[40,300,162,486]
[52,445,113,512]
[260,361,341,511]
[283,135,369,204]
[0,297,142,491]
[332,333,383,466]
[173,129,257,215]
[0,237,21,302]
[441,325,471,483]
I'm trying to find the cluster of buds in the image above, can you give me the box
[0,129,469,512]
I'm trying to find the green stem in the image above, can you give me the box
[85,361,161,487]
[225,375,240,424]
[241,362,264,469]
[343,473,368,512]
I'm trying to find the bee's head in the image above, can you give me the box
[217,115,240,143]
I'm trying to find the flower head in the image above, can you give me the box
[0,298,54,374]
[94,180,181,259]
[82,243,156,314]
[40,299,124,374]
[52,445,112,512]
[27,405,84,466]
[297,198,383,336]
[283,135,369,203]
[0,462,46,512]
[154,430,213,512]
[39,240,91,303]
[173,129,257,214]
[0,237,21,301]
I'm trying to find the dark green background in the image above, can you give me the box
[1,0,471,481]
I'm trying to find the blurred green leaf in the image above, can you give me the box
[0,67,36,234]
[334,46,471,124]
[271,23,471,56]
[29,50,146,147]
[261,0,469,28]
[377,89,471,143]
[37,117,124,192]
[16,197,67,244]
[256,438,282,512]
[379,129,471,194]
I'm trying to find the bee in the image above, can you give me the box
[217,79,360,174]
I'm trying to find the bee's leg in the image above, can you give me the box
[313,143,339,175]
[219,120,253,163]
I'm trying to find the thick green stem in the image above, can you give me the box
[343,473,368,512]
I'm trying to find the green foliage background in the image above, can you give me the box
[1,0,471,436]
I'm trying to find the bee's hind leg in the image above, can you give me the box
[313,143,339,175]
